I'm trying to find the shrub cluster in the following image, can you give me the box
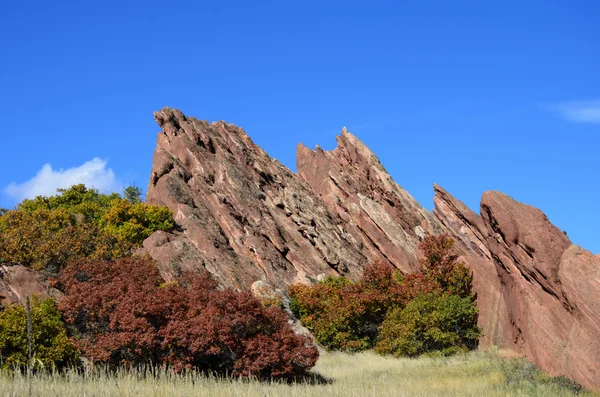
[0,184,173,272]
[289,235,481,356]
[0,296,79,370]
[58,256,319,378]
[1,184,318,379]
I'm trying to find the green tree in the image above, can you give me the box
[0,297,79,370]
[419,234,475,298]
[17,184,120,223]
[124,185,143,204]
[375,293,480,357]
[0,184,174,271]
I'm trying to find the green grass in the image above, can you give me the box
[0,349,595,397]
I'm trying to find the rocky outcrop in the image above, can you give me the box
[145,108,368,290]
[480,192,600,390]
[0,263,57,309]
[296,130,443,273]
[143,108,600,390]
[434,186,600,390]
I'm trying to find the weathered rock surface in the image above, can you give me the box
[251,280,321,350]
[434,186,600,390]
[297,130,443,273]
[145,108,368,290]
[480,192,600,390]
[143,108,600,390]
[0,263,57,309]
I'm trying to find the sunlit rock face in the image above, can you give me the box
[144,108,368,290]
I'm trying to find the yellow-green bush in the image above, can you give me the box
[375,293,480,357]
[0,297,79,370]
[0,184,173,271]
[99,199,174,245]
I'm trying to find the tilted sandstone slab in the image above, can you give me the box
[297,130,444,273]
[145,108,368,289]
[480,191,600,390]
[435,185,600,389]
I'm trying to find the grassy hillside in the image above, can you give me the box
[1,349,594,397]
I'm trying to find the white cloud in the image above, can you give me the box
[4,158,122,202]
[551,100,600,124]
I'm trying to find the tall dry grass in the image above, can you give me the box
[0,349,595,397]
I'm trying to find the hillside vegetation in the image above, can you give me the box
[0,185,317,378]
[0,185,173,272]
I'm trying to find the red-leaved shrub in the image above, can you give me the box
[59,256,318,378]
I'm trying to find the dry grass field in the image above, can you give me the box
[1,349,595,397]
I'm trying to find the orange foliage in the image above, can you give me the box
[289,235,476,352]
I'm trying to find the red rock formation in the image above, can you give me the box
[480,192,600,390]
[297,129,443,274]
[145,108,368,289]
[433,185,512,349]
[434,186,600,390]
[0,263,57,309]
[143,108,600,390]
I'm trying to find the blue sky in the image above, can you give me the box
[1,1,598,253]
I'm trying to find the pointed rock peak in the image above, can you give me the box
[296,141,310,151]
[434,184,476,215]
[433,183,448,195]
[154,107,185,125]
[332,127,381,167]
[153,107,192,137]
[481,190,513,203]
[296,142,316,160]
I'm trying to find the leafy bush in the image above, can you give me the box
[500,357,585,394]
[418,235,474,298]
[59,256,318,378]
[374,293,480,357]
[16,184,121,223]
[0,184,173,271]
[289,235,480,356]
[289,263,404,352]
[99,199,174,245]
[0,208,128,271]
[0,297,79,370]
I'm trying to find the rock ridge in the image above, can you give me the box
[143,108,600,390]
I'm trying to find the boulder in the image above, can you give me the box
[0,263,58,309]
